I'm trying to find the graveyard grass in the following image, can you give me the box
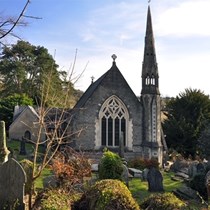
[129,171,184,204]
[6,140,207,209]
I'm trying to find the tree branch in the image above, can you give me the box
[0,0,30,39]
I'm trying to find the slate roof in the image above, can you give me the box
[74,61,139,109]
[74,62,113,109]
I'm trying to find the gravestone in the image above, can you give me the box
[128,168,142,178]
[122,164,129,187]
[118,131,125,159]
[0,121,10,163]
[197,162,205,174]
[0,158,27,210]
[19,137,27,155]
[142,168,149,181]
[0,121,27,210]
[147,167,164,192]
[188,162,198,178]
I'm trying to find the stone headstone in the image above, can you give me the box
[147,167,164,192]
[128,168,142,178]
[188,162,199,178]
[173,186,203,202]
[0,158,27,210]
[142,168,149,181]
[119,131,124,159]
[19,137,27,155]
[197,163,205,174]
[0,121,10,163]
[170,159,189,173]
[43,175,58,189]
[122,164,129,187]
[91,163,99,172]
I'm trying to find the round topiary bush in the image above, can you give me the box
[140,193,186,210]
[98,149,123,180]
[73,179,140,210]
[33,189,71,210]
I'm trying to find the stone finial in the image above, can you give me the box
[0,121,10,163]
[91,76,95,84]
[111,54,117,62]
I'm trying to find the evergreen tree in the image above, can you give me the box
[0,40,78,107]
[163,88,210,157]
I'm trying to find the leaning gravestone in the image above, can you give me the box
[0,121,27,210]
[147,167,164,192]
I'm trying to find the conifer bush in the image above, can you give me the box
[140,192,186,210]
[34,189,71,210]
[73,179,140,210]
[98,149,123,180]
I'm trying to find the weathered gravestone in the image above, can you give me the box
[0,121,10,163]
[118,131,125,159]
[122,164,129,188]
[0,158,27,210]
[197,162,205,174]
[147,167,164,192]
[19,137,27,155]
[142,168,149,181]
[188,162,199,178]
[0,121,27,210]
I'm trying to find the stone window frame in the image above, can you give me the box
[95,95,133,150]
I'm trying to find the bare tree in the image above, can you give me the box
[0,0,40,46]
[20,51,88,209]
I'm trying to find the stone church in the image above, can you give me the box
[70,6,166,165]
[9,6,167,165]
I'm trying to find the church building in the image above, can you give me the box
[71,6,166,164]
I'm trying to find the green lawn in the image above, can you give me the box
[129,171,184,204]
[35,167,53,189]
[7,139,52,189]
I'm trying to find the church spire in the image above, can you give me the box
[141,6,159,95]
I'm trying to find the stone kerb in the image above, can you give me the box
[0,158,27,210]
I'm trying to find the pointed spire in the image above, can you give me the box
[141,6,159,94]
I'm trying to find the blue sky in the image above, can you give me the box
[1,0,210,97]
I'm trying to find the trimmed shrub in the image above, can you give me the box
[33,189,74,210]
[73,179,140,210]
[128,157,159,170]
[140,192,186,210]
[51,148,91,190]
[98,150,123,180]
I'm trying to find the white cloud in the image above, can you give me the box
[155,0,210,37]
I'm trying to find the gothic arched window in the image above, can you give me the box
[99,96,129,147]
